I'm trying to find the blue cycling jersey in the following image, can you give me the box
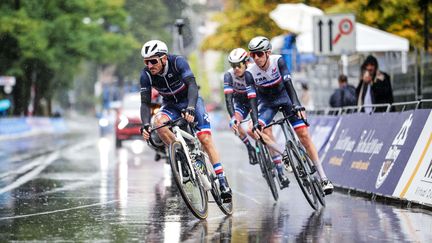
[140,55,194,104]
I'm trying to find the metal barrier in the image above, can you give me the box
[308,99,432,116]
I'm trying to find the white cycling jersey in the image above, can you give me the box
[246,55,283,88]
[225,68,247,94]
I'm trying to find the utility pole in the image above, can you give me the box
[175,19,185,56]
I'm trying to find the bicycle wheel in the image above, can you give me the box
[169,141,208,219]
[300,149,326,207]
[201,153,233,216]
[285,141,318,210]
[256,142,279,201]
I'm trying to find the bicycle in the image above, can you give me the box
[148,117,233,219]
[231,118,284,201]
[264,107,325,210]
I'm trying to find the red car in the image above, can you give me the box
[115,93,143,147]
[115,91,161,148]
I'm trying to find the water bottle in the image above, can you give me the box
[195,160,212,191]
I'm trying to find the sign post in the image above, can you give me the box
[313,14,356,56]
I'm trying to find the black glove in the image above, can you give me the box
[252,123,262,132]
[140,124,151,135]
[185,107,195,118]
[293,105,305,113]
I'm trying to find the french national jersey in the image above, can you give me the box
[245,55,291,105]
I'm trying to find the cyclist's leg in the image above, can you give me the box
[154,104,178,145]
[288,109,334,193]
[234,102,257,164]
[195,97,232,197]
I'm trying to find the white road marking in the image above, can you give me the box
[0,200,119,221]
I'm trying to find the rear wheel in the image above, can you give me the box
[257,142,278,201]
[201,152,233,216]
[301,150,326,207]
[169,141,208,219]
[286,141,318,210]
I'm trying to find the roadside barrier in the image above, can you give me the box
[308,100,432,207]
[0,117,67,138]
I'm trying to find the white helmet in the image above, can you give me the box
[141,40,168,58]
[228,48,248,63]
[248,36,272,52]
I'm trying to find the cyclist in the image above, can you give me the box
[139,40,232,201]
[223,48,257,165]
[245,36,334,194]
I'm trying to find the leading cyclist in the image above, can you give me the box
[245,36,334,194]
[223,48,257,165]
[139,40,232,201]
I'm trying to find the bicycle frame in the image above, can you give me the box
[171,125,202,183]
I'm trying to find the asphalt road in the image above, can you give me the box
[0,126,431,242]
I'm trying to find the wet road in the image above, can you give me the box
[0,126,432,242]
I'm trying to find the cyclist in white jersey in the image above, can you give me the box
[223,48,258,165]
[245,36,334,194]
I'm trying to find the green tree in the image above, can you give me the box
[0,0,137,115]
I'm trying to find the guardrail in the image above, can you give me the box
[308,99,432,116]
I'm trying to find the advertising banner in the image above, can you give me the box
[393,111,432,205]
[307,115,340,154]
[321,110,430,196]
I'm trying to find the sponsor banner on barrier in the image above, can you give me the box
[321,110,431,196]
[393,111,432,205]
[308,115,340,154]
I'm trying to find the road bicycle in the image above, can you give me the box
[149,117,233,219]
[263,107,325,210]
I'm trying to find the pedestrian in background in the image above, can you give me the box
[356,55,394,113]
[329,74,357,108]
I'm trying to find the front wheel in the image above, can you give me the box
[256,142,279,201]
[169,141,208,219]
[285,141,318,210]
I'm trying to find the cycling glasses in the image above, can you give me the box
[250,51,265,58]
[230,62,245,69]
[144,58,159,66]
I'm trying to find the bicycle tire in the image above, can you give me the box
[202,153,233,216]
[169,141,208,219]
[257,141,279,201]
[285,141,318,210]
[300,149,326,207]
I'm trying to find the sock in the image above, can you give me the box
[213,162,224,176]
[314,159,327,180]
[240,135,251,147]
[272,155,283,173]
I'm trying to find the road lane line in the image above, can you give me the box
[0,200,119,221]
[231,189,262,205]
[0,152,59,195]
[0,140,96,195]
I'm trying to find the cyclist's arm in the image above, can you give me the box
[140,70,152,126]
[278,57,301,107]
[176,56,198,108]
[245,71,259,126]
[223,72,235,117]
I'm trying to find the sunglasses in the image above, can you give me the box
[250,51,265,58]
[230,62,245,69]
[144,58,159,66]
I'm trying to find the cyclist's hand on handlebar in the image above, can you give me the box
[229,117,239,132]
[140,124,151,140]
[293,105,309,126]
[252,123,262,140]
[182,107,195,123]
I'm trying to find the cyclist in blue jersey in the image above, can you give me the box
[245,36,334,194]
[223,48,257,165]
[139,40,232,200]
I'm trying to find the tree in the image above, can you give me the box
[201,0,285,52]
[0,0,138,115]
